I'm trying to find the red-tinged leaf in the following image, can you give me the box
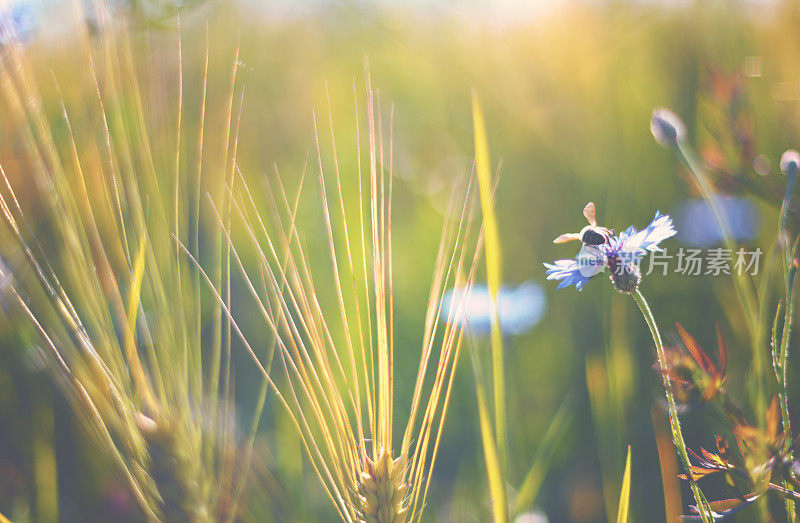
[732,424,763,457]
[659,368,690,385]
[699,447,717,462]
[688,492,761,518]
[676,323,717,377]
[733,424,761,444]
[699,447,727,468]
[715,434,730,457]
[715,324,727,375]
[731,426,753,459]
[734,424,760,438]
[767,396,780,439]
[702,382,722,402]
[706,494,759,512]
[679,466,722,481]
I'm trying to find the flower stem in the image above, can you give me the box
[676,142,767,429]
[780,170,796,237]
[633,289,711,522]
[675,143,758,326]
[778,168,797,521]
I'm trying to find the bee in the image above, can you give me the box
[553,202,614,246]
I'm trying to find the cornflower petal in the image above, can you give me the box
[619,212,676,257]
[544,260,590,290]
[641,211,677,250]
[544,246,607,291]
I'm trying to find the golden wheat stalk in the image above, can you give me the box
[198,67,483,521]
[0,6,263,521]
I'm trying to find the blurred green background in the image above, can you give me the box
[2,0,800,521]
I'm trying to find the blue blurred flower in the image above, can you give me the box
[544,211,677,293]
[674,196,759,247]
[440,280,545,337]
[0,1,37,45]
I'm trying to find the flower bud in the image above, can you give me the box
[650,108,686,148]
[780,149,800,176]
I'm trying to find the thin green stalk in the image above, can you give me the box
[777,168,797,521]
[632,289,711,523]
[512,391,576,517]
[472,91,508,473]
[468,336,508,523]
[676,143,758,324]
[225,378,268,523]
[778,290,796,521]
[675,143,765,426]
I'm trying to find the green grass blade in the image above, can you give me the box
[226,378,269,523]
[125,232,156,412]
[616,446,632,523]
[512,391,576,516]
[470,338,508,523]
[772,301,783,381]
[471,90,508,473]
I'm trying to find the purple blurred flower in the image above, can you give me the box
[674,196,759,248]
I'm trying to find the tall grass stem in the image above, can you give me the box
[632,289,711,523]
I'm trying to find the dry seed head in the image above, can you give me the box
[359,447,409,523]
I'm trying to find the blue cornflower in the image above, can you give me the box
[544,204,677,294]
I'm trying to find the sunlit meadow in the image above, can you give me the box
[1,0,800,522]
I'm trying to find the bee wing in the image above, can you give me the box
[583,202,597,226]
[553,233,581,243]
